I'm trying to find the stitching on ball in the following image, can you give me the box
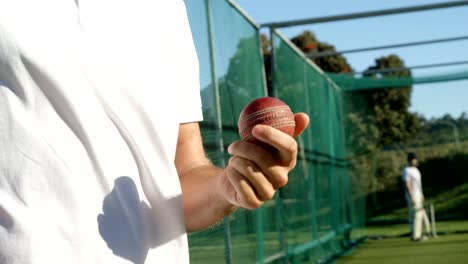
[240,106,292,122]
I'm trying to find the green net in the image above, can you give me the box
[271,30,366,262]
[185,0,367,263]
[185,1,468,261]
[186,0,266,263]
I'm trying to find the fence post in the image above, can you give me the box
[205,0,232,263]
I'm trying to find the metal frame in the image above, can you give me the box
[353,60,468,75]
[332,69,468,91]
[260,0,468,28]
[204,2,233,264]
[227,0,260,29]
[307,35,468,59]
[262,0,468,91]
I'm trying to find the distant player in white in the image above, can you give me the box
[402,152,430,241]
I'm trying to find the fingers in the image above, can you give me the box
[229,156,276,201]
[225,166,264,209]
[223,112,309,210]
[251,125,298,166]
[228,141,289,189]
[294,113,310,137]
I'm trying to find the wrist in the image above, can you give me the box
[214,169,237,215]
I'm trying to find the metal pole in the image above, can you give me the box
[205,2,223,160]
[307,35,468,59]
[269,27,277,97]
[227,0,260,29]
[354,60,468,75]
[430,202,438,238]
[260,1,468,28]
[269,29,288,263]
[328,87,339,234]
[205,1,232,263]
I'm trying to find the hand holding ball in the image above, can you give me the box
[238,97,296,144]
[221,97,307,210]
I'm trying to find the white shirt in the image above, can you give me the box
[0,0,202,263]
[402,166,424,202]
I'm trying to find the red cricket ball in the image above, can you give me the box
[238,97,296,143]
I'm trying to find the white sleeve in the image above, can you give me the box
[177,2,203,124]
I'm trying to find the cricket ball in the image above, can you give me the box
[238,97,296,143]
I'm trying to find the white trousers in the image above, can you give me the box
[409,198,431,239]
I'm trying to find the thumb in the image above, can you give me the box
[293,113,310,137]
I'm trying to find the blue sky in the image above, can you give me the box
[234,0,468,119]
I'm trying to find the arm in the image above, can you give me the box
[175,114,309,232]
[403,170,414,202]
[175,122,234,231]
[405,179,413,202]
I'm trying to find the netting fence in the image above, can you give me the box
[185,0,468,262]
[185,0,366,263]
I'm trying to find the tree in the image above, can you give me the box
[291,30,352,73]
[260,34,271,57]
[261,30,353,93]
[358,54,420,146]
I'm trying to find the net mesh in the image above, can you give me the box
[186,1,365,263]
[186,0,266,263]
[271,30,365,262]
[185,0,468,263]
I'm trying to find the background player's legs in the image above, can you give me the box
[412,199,425,240]
[408,201,414,237]
[422,209,431,236]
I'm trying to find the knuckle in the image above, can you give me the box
[226,166,241,182]
[289,158,297,169]
[239,188,263,209]
[275,174,289,188]
[229,156,244,170]
[287,140,298,155]
[228,156,237,167]
[247,197,263,209]
[263,188,276,201]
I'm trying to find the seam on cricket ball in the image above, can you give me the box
[242,121,296,141]
[240,106,292,122]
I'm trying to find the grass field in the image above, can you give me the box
[366,220,468,237]
[188,220,468,263]
[336,233,468,264]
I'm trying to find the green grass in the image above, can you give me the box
[366,220,468,237]
[187,221,468,263]
[337,233,468,264]
[369,181,468,222]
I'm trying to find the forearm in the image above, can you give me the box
[405,181,413,200]
[179,164,236,232]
